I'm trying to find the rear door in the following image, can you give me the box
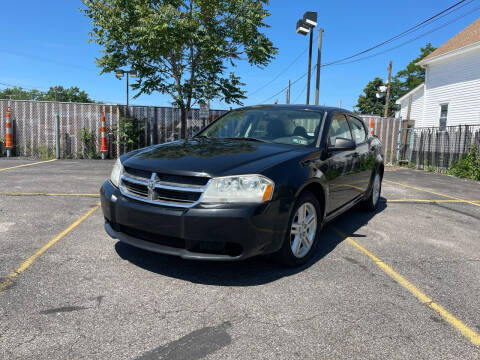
[325,113,358,214]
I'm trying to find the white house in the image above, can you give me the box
[396,18,480,128]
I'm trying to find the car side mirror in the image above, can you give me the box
[329,137,356,151]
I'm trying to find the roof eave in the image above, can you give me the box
[417,41,480,67]
[395,83,424,104]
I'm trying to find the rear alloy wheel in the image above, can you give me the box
[277,192,321,266]
[363,171,382,211]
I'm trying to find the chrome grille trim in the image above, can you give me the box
[120,173,208,208]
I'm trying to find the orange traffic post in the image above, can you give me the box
[5,107,13,157]
[369,117,374,135]
[100,112,108,159]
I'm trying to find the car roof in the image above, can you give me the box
[234,104,354,115]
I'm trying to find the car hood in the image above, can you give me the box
[121,138,307,177]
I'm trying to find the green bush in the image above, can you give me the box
[81,128,99,159]
[116,116,144,153]
[34,145,55,160]
[446,145,480,181]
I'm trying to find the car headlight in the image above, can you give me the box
[200,175,274,203]
[110,158,123,188]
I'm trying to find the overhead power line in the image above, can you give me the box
[292,83,307,104]
[321,0,472,67]
[0,50,97,72]
[260,0,475,103]
[0,81,47,92]
[247,48,308,98]
[260,64,317,104]
[247,31,319,98]
[324,3,480,67]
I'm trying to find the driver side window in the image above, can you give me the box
[328,114,352,146]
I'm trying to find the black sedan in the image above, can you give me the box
[100,105,383,266]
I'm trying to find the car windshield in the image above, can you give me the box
[197,107,325,146]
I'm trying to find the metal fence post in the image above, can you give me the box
[55,112,60,159]
[396,119,402,163]
[149,117,155,145]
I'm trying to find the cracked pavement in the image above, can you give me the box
[0,160,479,359]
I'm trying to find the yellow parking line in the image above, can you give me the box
[0,159,56,172]
[384,179,480,208]
[0,204,100,293]
[384,199,480,203]
[334,228,480,347]
[0,192,99,198]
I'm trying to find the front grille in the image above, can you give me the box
[122,178,148,197]
[119,168,209,208]
[123,167,209,186]
[154,188,201,203]
[158,174,209,186]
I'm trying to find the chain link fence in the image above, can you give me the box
[0,100,227,159]
[2,100,478,171]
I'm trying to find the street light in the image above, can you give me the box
[296,19,310,35]
[115,69,137,107]
[303,11,317,27]
[296,11,322,105]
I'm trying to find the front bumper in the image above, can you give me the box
[100,180,291,261]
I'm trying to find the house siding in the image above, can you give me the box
[398,86,424,123]
[422,46,480,128]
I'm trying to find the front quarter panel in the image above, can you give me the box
[261,150,328,231]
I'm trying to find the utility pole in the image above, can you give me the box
[384,60,392,117]
[286,80,291,104]
[315,28,323,105]
[306,29,313,105]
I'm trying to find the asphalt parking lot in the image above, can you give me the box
[0,159,479,359]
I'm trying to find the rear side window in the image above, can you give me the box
[348,116,367,144]
[328,114,352,146]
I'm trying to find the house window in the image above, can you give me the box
[439,104,448,130]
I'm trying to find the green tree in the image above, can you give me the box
[0,85,94,103]
[38,86,93,103]
[0,87,42,100]
[82,0,277,138]
[356,77,397,116]
[393,43,436,96]
[355,43,436,116]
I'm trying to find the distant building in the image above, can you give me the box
[396,18,480,128]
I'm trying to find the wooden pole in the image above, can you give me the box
[384,60,392,117]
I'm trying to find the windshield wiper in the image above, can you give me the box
[195,135,215,139]
[222,137,269,143]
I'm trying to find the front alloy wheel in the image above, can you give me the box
[290,203,317,258]
[276,191,321,266]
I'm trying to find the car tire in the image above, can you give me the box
[276,192,322,267]
[362,170,382,212]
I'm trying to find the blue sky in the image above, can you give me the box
[2,0,480,110]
